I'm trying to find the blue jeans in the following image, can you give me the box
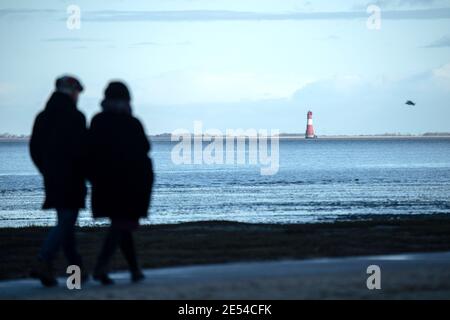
[39,208,82,266]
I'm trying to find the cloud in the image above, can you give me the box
[0,82,14,96]
[423,35,450,48]
[433,63,450,78]
[138,68,450,135]
[131,41,160,46]
[0,8,57,18]
[356,0,443,10]
[79,8,450,22]
[289,69,450,134]
[131,41,192,47]
[2,8,450,22]
[132,70,311,105]
[432,63,450,88]
[42,37,107,43]
[324,35,340,40]
[396,0,437,4]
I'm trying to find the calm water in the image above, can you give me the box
[1,138,450,227]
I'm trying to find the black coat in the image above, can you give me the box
[87,112,153,219]
[29,92,87,209]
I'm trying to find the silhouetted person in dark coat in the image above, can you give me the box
[87,81,153,284]
[29,75,87,287]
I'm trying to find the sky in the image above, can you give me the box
[0,0,449,135]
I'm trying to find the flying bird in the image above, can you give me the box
[405,100,416,106]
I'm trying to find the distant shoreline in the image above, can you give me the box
[2,134,450,142]
[276,135,450,140]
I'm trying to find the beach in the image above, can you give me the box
[1,214,450,281]
[1,214,450,299]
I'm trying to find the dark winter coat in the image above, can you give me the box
[87,112,153,219]
[29,92,87,209]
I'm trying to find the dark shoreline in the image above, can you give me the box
[1,214,450,280]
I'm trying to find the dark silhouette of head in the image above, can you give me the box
[55,75,83,104]
[101,81,132,115]
[104,81,131,101]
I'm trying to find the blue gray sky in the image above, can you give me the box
[0,0,449,135]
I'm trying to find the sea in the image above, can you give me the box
[1,138,450,227]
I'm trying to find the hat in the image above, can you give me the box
[103,81,131,102]
[55,75,83,92]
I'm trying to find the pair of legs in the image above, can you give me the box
[39,208,82,267]
[32,208,83,286]
[93,218,143,284]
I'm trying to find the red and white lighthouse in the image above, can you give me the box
[305,111,316,139]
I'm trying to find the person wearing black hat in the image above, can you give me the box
[87,81,154,284]
[29,75,87,287]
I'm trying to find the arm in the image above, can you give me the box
[77,113,88,178]
[134,118,154,190]
[134,118,150,154]
[29,113,45,173]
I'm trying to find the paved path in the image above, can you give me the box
[1,251,449,299]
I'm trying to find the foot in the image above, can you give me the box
[93,272,114,285]
[30,259,58,288]
[131,270,145,283]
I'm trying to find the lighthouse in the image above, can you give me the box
[305,111,316,139]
